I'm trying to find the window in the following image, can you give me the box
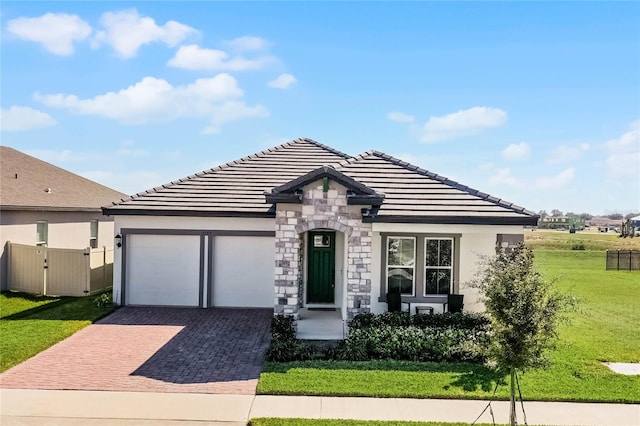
[36,221,48,246]
[386,237,415,295]
[90,220,98,249]
[424,238,453,295]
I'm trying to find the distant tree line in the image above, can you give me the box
[535,210,639,230]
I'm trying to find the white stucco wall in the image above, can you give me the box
[0,210,115,290]
[369,223,524,314]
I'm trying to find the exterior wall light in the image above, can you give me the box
[115,234,122,248]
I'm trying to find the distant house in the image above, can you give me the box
[103,138,538,321]
[0,147,127,290]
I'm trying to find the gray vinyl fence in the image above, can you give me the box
[606,250,640,271]
[7,242,113,296]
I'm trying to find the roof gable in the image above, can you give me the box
[0,146,127,211]
[334,151,537,224]
[265,165,385,205]
[103,138,351,216]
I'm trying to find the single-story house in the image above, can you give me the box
[0,146,127,290]
[103,138,538,321]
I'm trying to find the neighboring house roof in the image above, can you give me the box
[0,146,127,212]
[103,138,538,225]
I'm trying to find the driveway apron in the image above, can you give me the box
[0,307,272,394]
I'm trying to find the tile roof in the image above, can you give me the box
[1,146,127,211]
[103,138,538,225]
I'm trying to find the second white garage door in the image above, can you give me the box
[126,234,201,306]
[212,236,274,307]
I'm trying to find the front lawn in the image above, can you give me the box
[258,250,640,403]
[0,291,114,372]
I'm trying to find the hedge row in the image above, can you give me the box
[266,312,490,363]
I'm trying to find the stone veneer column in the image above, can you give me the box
[274,180,373,320]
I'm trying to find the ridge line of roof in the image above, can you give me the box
[348,150,537,217]
[117,138,351,205]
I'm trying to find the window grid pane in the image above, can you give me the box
[425,238,453,295]
[387,237,415,295]
[36,221,48,246]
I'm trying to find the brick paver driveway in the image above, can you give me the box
[0,307,272,394]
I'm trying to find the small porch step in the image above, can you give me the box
[296,308,346,340]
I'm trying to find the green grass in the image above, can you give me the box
[258,250,640,403]
[525,229,640,251]
[0,291,60,318]
[0,291,114,372]
[250,419,503,426]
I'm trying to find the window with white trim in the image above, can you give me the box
[424,238,453,295]
[36,221,48,247]
[89,220,98,249]
[386,236,415,295]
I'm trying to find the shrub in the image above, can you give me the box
[267,339,314,362]
[266,314,314,362]
[338,311,490,363]
[271,314,296,341]
[94,293,112,308]
[571,242,586,250]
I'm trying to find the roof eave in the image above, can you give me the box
[2,205,104,213]
[101,207,276,218]
[363,215,539,226]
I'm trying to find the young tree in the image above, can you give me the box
[470,245,574,425]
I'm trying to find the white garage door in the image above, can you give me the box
[212,236,274,307]
[127,234,200,306]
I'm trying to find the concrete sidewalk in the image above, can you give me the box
[1,389,639,426]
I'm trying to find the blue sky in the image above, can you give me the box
[2,1,639,215]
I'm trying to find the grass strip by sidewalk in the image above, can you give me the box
[250,419,507,426]
[258,250,640,403]
[0,291,114,372]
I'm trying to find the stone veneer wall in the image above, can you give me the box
[274,180,373,320]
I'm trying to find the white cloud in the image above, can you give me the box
[223,36,269,52]
[92,9,197,58]
[535,168,575,188]
[547,143,590,164]
[34,74,268,132]
[420,107,507,143]
[488,167,523,188]
[605,122,639,179]
[0,106,57,132]
[387,112,415,123]
[501,142,530,161]
[268,73,297,89]
[168,44,276,71]
[7,13,91,56]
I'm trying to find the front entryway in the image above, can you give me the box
[307,231,335,303]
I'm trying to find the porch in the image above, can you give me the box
[296,307,347,340]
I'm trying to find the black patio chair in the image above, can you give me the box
[446,294,464,313]
[386,287,402,312]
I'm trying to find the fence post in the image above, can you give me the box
[85,247,91,296]
[630,251,633,271]
[102,246,107,293]
[6,241,11,290]
[617,250,620,270]
[43,247,48,296]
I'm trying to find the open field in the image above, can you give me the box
[0,291,113,372]
[250,420,503,426]
[525,229,640,251]
[258,250,640,402]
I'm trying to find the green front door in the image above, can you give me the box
[307,231,335,303]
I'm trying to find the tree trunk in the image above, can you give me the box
[509,367,518,425]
